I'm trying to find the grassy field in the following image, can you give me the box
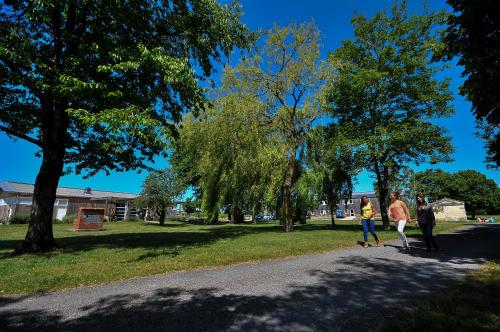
[0,219,468,296]
[379,261,500,332]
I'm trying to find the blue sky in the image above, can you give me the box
[0,0,498,194]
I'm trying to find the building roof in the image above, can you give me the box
[432,197,465,206]
[351,191,377,199]
[0,181,138,200]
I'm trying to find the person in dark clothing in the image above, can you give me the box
[416,194,439,252]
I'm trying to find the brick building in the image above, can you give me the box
[0,181,139,222]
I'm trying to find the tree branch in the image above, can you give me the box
[298,114,318,136]
[0,124,42,147]
[0,56,44,102]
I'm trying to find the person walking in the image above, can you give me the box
[416,194,439,252]
[388,192,412,250]
[360,196,381,248]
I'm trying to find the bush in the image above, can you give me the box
[8,214,31,224]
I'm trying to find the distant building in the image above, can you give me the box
[314,192,381,218]
[0,181,139,222]
[431,198,467,222]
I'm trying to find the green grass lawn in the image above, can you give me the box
[0,219,468,296]
[378,261,500,332]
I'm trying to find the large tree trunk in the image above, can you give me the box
[17,149,64,253]
[329,200,336,229]
[378,184,390,230]
[159,208,166,226]
[208,210,219,224]
[17,105,68,253]
[282,145,298,232]
[230,203,243,224]
[373,160,390,230]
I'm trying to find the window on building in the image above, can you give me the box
[350,209,355,216]
[54,199,68,207]
[348,199,353,205]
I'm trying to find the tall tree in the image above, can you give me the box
[412,169,500,218]
[0,0,250,252]
[447,170,500,219]
[225,23,329,232]
[325,2,454,229]
[442,0,500,167]
[136,168,182,226]
[306,126,359,228]
[172,93,279,224]
[412,169,454,202]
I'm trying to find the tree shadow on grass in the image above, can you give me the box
[0,221,365,258]
[1,225,498,332]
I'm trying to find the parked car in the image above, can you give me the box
[335,209,345,218]
[255,213,275,222]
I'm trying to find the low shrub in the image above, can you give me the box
[8,214,31,224]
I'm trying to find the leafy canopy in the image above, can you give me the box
[325,1,454,204]
[0,0,251,175]
[442,0,500,167]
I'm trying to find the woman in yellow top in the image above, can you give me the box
[360,195,381,248]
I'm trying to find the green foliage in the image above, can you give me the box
[413,169,454,202]
[173,22,327,228]
[442,0,500,167]
[325,1,454,226]
[183,198,199,214]
[0,0,252,175]
[223,22,329,230]
[135,168,182,224]
[448,170,500,217]
[413,169,500,217]
[173,93,280,223]
[7,214,31,225]
[306,126,361,225]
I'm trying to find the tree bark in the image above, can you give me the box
[329,200,336,229]
[17,147,64,253]
[378,185,390,230]
[230,203,243,224]
[282,145,298,232]
[17,105,69,253]
[159,208,166,226]
[208,210,219,224]
[373,159,390,230]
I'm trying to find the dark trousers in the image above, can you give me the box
[361,219,379,242]
[420,223,439,251]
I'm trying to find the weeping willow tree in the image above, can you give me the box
[171,92,284,223]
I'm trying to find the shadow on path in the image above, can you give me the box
[0,225,498,332]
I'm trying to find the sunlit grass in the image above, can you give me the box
[0,219,468,295]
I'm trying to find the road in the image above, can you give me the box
[1,224,499,332]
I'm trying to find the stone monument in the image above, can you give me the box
[73,207,104,231]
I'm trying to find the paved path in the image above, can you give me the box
[1,224,499,332]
